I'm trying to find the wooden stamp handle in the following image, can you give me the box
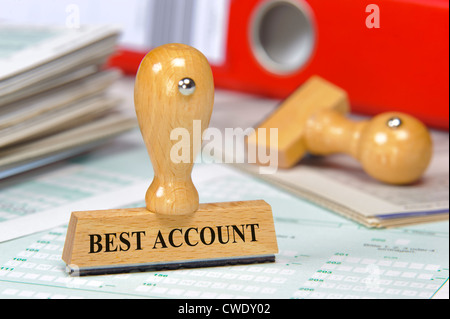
[304,109,433,184]
[134,44,214,215]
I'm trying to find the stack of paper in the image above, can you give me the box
[0,25,137,178]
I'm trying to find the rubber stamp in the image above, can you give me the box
[247,76,433,185]
[62,44,278,276]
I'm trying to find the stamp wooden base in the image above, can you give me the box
[62,200,278,275]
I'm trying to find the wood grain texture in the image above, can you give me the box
[134,43,214,215]
[247,76,349,168]
[62,200,278,269]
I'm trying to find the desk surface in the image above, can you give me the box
[0,78,448,299]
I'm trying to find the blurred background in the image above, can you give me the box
[1,0,448,125]
[0,0,229,64]
[0,0,448,178]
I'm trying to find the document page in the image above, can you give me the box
[0,130,448,299]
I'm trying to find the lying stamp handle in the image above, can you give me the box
[304,109,433,185]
